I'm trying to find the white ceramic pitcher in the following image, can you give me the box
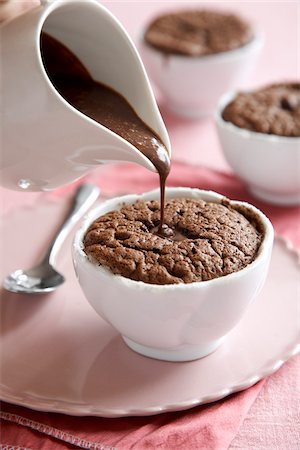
[0,0,171,191]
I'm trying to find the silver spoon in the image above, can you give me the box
[3,183,100,295]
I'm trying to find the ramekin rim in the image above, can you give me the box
[215,89,300,143]
[139,28,264,64]
[73,187,274,291]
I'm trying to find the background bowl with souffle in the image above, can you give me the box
[216,83,300,206]
[139,9,264,118]
[73,187,274,362]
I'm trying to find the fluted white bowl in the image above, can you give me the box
[139,31,264,118]
[73,187,274,362]
[216,91,300,205]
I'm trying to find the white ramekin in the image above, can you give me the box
[216,91,300,206]
[139,31,264,118]
[72,187,274,362]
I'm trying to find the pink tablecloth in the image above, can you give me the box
[1,161,299,449]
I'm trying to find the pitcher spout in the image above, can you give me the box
[67,139,158,174]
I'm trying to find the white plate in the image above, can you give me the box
[0,196,299,417]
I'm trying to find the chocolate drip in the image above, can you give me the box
[150,223,186,241]
[40,32,170,229]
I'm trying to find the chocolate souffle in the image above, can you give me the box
[83,198,264,285]
[222,82,300,137]
[144,10,253,57]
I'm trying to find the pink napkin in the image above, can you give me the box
[230,355,300,449]
[1,161,299,450]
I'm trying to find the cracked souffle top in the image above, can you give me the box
[143,10,253,57]
[222,82,300,137]
[83,198,263,285]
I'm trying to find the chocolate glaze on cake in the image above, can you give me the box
[222,83,300,137]
[84,198,264,285]
[144,10,253,57]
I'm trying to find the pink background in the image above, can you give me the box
[102,0,300,169]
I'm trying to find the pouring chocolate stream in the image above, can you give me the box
[41,33,170,234]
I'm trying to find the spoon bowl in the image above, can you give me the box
[4,266,65,294]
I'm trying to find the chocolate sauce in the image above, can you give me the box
[40,32,170,232]
[150,224,186,241]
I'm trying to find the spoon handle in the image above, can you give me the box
[42,183,100,266]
